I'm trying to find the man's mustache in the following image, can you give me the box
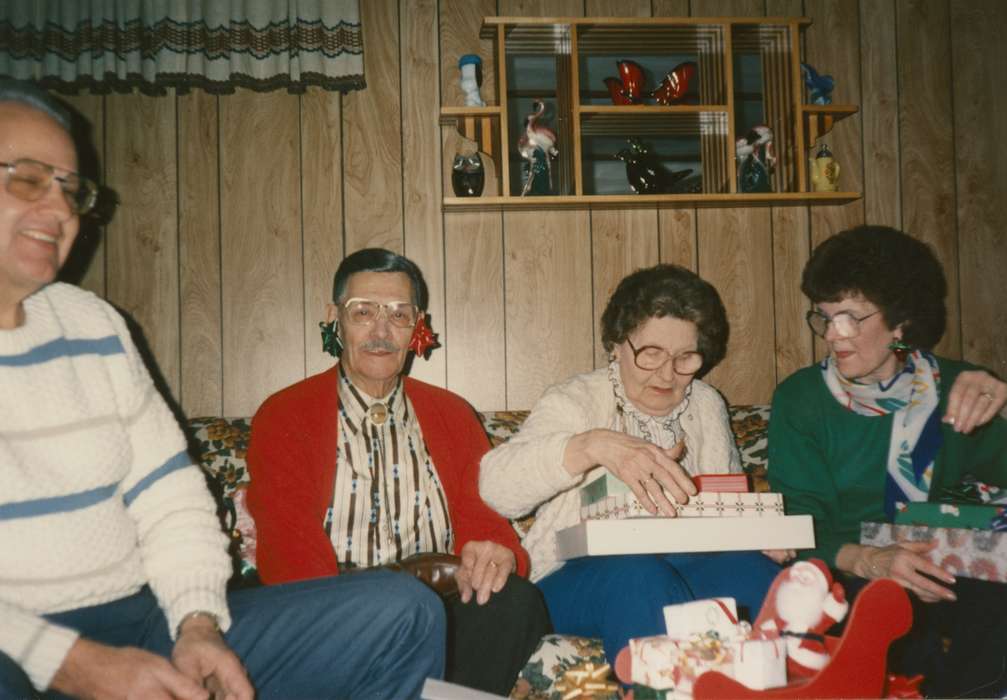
[360,339,398,352]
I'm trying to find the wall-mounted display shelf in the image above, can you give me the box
[440,16,861,211]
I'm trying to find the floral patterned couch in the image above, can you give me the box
[188,405,771,699]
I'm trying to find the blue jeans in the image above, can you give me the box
[537,552,780,666]
[1,570,444,699]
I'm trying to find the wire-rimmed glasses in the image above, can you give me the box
[626,337,703,374]
[805,309,881,339]
[1,158,98,216]
[340,298,419,328]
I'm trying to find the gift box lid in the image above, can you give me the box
[894,501,1005,531]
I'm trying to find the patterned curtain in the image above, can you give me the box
[0,1,364,94]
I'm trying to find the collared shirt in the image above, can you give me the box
[327,367,453,569]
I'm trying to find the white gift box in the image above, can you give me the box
[556,515,815,559]
[732,637,787,690]
[663,598,740,640]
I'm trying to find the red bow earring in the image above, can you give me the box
[408,314,439,359]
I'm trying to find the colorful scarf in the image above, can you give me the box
[821,350,943,519]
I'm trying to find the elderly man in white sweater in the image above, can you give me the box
[0,79,444,699]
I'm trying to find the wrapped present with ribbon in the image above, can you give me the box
[553,660,620,699]
[895,501,1007,531]
[663,597,742,640]
[938,475,1007,505]
[629,633,734,693]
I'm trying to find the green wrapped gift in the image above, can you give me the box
[894,502,1005,530]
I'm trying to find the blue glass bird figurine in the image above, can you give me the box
[801,62,834,105]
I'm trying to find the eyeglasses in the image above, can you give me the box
[626,337,704,374]
[805,309,881,339]
[1,158,98,216]
[340,298,419,328]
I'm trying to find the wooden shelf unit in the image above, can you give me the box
[442,16,861,209]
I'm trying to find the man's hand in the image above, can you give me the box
[172,616,253,700]
[456,540,516,605]
[943,370,1007,434]
[50,637,210,700]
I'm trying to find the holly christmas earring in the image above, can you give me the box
[408,315,439,359]
[320,320,343,357]
[887,338,911,363]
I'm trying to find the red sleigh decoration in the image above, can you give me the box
[615,578,913,699]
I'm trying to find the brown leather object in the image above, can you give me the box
[385,552,462,598]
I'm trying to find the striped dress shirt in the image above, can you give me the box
[328,369,453,569]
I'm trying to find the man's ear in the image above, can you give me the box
[325,303,338,324]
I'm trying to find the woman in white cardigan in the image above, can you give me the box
[480,264,782,664]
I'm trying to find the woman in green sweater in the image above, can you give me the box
[768,225,1007,696]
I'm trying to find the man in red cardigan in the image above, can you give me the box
[247,248,550,694]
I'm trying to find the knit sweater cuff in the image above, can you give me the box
[163,586,232,641]
[18,621,80,692]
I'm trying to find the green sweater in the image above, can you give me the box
[768,356,1007,567]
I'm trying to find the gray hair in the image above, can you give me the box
[0,78,72,132]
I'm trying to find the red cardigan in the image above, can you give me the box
[246,366,530,583]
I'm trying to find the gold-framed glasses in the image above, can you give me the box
[0,158,98,216]
[340,298,419,328]
[626,337,703,374]
[805,309,880,339]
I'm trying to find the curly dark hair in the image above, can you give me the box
[601,264,729,375]
[801,225,946,349]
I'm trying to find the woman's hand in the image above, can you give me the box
[564,429,696,516]
[943,370,1007,434]
[849,542,956,603]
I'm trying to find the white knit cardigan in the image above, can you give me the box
[479,367,740,582]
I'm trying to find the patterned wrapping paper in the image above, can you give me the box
[630,635,734,692]
[860,521,1007,582]
[629,635,787,694]
[581,491,784,521]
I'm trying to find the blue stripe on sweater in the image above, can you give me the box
[123,451,191,507]
[0,336,124,366]
[0,483,118,520]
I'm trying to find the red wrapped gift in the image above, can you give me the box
[693,474,750,493]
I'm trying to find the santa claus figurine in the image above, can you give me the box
[754,559,849,679]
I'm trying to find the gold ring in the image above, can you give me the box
[981,391,994,400]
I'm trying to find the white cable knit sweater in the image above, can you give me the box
[479,368,741,582]
[0,283,232,691]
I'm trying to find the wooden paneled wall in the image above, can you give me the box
[59,0,1006,417]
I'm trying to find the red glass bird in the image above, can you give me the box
[603,60,646,105]
[651,61,697,105]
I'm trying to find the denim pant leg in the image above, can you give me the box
[662,551,781,621]
[0,651,37,699]
[537,555,694,666]
[222,571,445,700]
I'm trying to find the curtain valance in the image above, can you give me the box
[0,1,365,95]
